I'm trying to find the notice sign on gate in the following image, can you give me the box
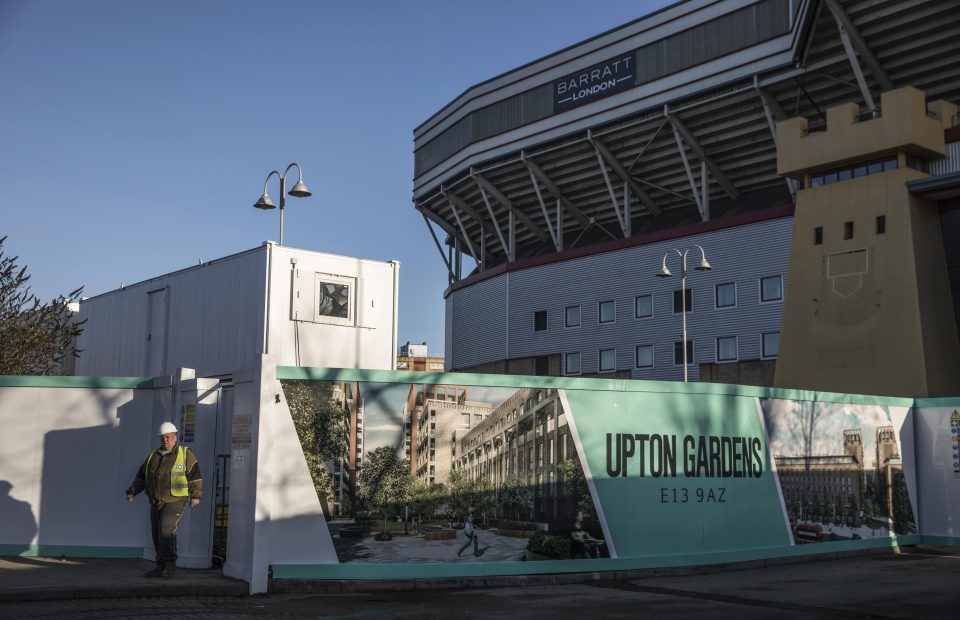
[232,414,252,449]
[180,404,196,443]
[952,410,960,479]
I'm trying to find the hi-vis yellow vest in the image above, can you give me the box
[146,445,189,497]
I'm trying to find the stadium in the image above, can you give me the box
[412,0,960,394]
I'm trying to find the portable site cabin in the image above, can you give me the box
[75,242,400,378]
[44,244,397,575]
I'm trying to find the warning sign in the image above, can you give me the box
[232,414,252,449]
[180,404,196,444]
[952,410,960,480]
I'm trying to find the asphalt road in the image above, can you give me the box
[1,547,957,619]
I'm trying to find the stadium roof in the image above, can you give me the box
[412,0,960,284]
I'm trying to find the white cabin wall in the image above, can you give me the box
[268,245,399,370]
[75,247,268,377]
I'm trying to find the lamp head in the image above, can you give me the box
[656,254,672,278]
[695,258,712,272]
[288,180,312,198]
[254,193,276,210]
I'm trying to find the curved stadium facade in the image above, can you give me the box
[413,0,960,388]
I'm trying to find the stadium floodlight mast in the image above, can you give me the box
[656,245,712,382]
[253,163,312,246]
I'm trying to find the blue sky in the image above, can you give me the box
[1,0,673,355]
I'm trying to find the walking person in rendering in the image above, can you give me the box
[127,422,202,578]
[457,507,480,557]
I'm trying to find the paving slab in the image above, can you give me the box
[0,556,246,602]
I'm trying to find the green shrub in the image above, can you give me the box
[495,519,538,531]
[527,531,570,559]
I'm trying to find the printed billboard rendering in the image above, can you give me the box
[761,399,917,544]
[275,370,926,574]
[281,380,605,563]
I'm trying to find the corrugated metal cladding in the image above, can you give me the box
[447,217,793,381]
[445,297,454,370]
[636,0,789,84]
[416,84,553,177]
[75,248,267,377]
[413,0,790,177]
[929,141,960,176]
[448,275,509,370]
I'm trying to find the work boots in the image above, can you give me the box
[143,561,164,578]
[161,560,177,578]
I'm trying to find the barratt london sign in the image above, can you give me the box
[554,53,635,112]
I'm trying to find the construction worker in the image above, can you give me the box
[126,422,202,578]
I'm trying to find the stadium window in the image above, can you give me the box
[762,332,780,359]
[814,226,823,245]
[635,345,654,368]
[844,221,854,240]
[564,352,581,375]
[715,283,736,308]
[876,215,886,235]
[599,348,616,372]
[635,294,653,318]
[534,310,547,332]
[811,159,901,187]
[598,300,616,324]
[760,275,783,303]
[535,356,549,376]
[673,288,692,313]
[565,305,581,328]
[716,336,737,362]
[673,340,694,366]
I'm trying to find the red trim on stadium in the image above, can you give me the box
[444,203,796,297]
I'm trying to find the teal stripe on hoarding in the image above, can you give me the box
[920,535,960,546]
[0,544,143,558]
[275,367,917,407]
[913,398,960,408]
[0,376,154,389]
[272,536,917,580]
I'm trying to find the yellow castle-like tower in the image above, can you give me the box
[774,87,960,397]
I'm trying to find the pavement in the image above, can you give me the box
[0,556,246,602]
[0,546,958,619]
[332,526,530,563]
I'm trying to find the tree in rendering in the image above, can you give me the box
[282,380,350,516]
[558,458,592,516]
[0,236,84,375]
[357,446,410,537]
[497,476,533,520]
[447,469,494,524]
[407,479,447,526]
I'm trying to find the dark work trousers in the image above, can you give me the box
[150,500,187,562]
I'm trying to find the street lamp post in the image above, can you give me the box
[253,163,312,246]
[656,244,712,382]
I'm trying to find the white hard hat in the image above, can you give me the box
[158,422,178,435]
